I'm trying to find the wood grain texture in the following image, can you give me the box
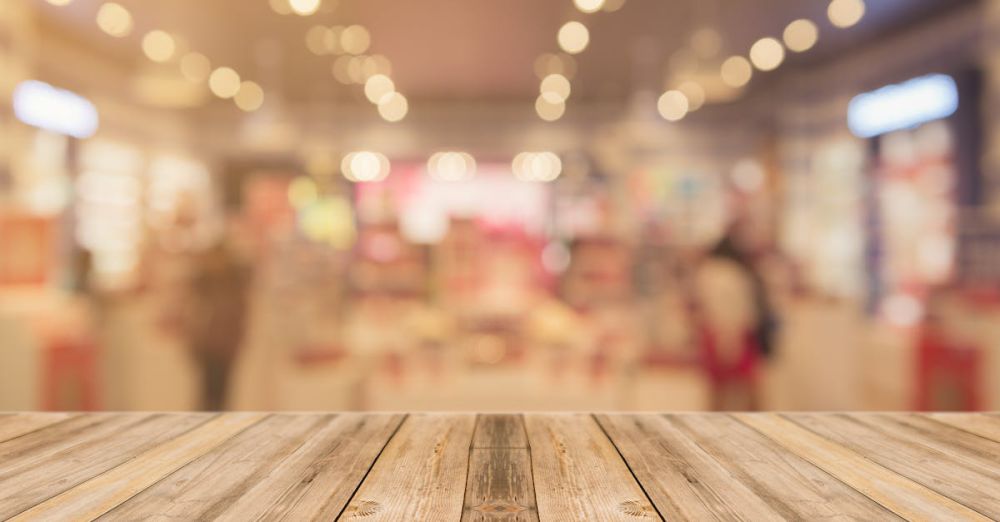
[8,413,267,521]
[596,414,781,521]
[215,413,404,521]
[0,413,75,443]
[2,412,999,521]
[786,413,1000,519]
[670,414,901,520]
[464,415,537,521]
[0,413,211,520]
[736,413,992,521]
[928,412,1000,443]
[340,414,476,521]
[527,414,658,521]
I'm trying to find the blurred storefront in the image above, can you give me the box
[2,0,1000,412]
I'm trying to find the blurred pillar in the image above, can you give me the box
[985,0,1000,214]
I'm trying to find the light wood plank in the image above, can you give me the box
[848,413,1000,479]
[9,412,267,521]
[736,413,991,521]
[528,414,659,521]
[0,413,211,520]
[340,414,475,521]
[472,414,528,449]
[99,414,331,521]
[597,414,779,521]
[0,414,156,477]
[214,413,404,521]
[0,413,76,443]
[671,414,901,520]
[463,415,537,521]
[784,413,1000,519]
[928,413,1000,443]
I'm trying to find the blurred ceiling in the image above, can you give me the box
[31,0,975,108]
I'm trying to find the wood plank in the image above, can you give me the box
[99,414,331,521]
[784,413,1000,519]
[213,413,404,521]
[9,412,267,521]
[463,415,537,522]
[848,413,1000,478]
[340,414,475,521]
[472,414,528,448]
[596,414,779,521]
[0,413,211,520]
[0,413,156,476]
[528,414,659,521]
[928,413,1000,443]
[671,414,901,520]
[735,413,991,521]
[0,413,76,443]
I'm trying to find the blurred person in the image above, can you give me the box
[692,223,778,410]
[184,219,253,411]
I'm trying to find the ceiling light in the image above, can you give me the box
[828,0,865,28]
[341,25,371,55]
[749,37,785,71]
[535,94,566,122]
[342,151,390,182]
[289,0,321,16]
[557,22,590,55]
[676,81,705,111]
[96,3,133,37]
[234,81,264,112]
[783,19,818,52]
[142,31,176,63]
[720,56,753,87]
[428,152,476,181]
[513,152,562,182]
[657,90,689,122]
[364,74,395,104]
[180,53,211,82]
[540,74,571,102]
[208,67,241,99]
[377,92,408,122]
[573,0,606,14]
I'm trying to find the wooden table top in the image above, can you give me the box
[1,412,999,521]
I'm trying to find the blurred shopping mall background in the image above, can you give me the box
[2,0,999,411]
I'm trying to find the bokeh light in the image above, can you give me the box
[558,22,590,55]
[783,19,819,52]
[720,55,753,87]
[749,37,785,71]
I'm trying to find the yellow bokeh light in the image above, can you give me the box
[540,74,571,102]
[534,53,577,80]
[377,92,408,122]
[341,25,371,55]
[783,19,818,52]
[364,74,396,104]
[557,21,590,55]
[306,25,332,55]
[96,3,133,38]
[208,67,241,99]
[46,0,73,6]
[513,152,562,182]
[234,81,265,112]
[603,0,626,12]
[676,81,705,111]
[180,53,211,82]
[142,30,176,63]
[428,152,476,181]
[828,0,865,28]
[749,37,785,71]
[535,94,566,122]
[690,28,722,59]
[288,176,318,208]
[269,0,292,15]
[342,151,390,182]
[720,55,753,87]
[657,90,689,122]
[573,0,605,14]
[289,0,321,16]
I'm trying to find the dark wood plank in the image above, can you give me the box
[671,414,902,520]
[736,413,989,521]
[0,413,76,443]
[527,414,659,521]
[9,413,268,521]
[463,415,537,521]
[340,414,475,521]
[0,413,211,520]
[472,414,528,448]
[214,413,404,521]
[597,414,780,521]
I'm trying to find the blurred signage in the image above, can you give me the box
[13,80,99,139]
[847,74,958,138]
